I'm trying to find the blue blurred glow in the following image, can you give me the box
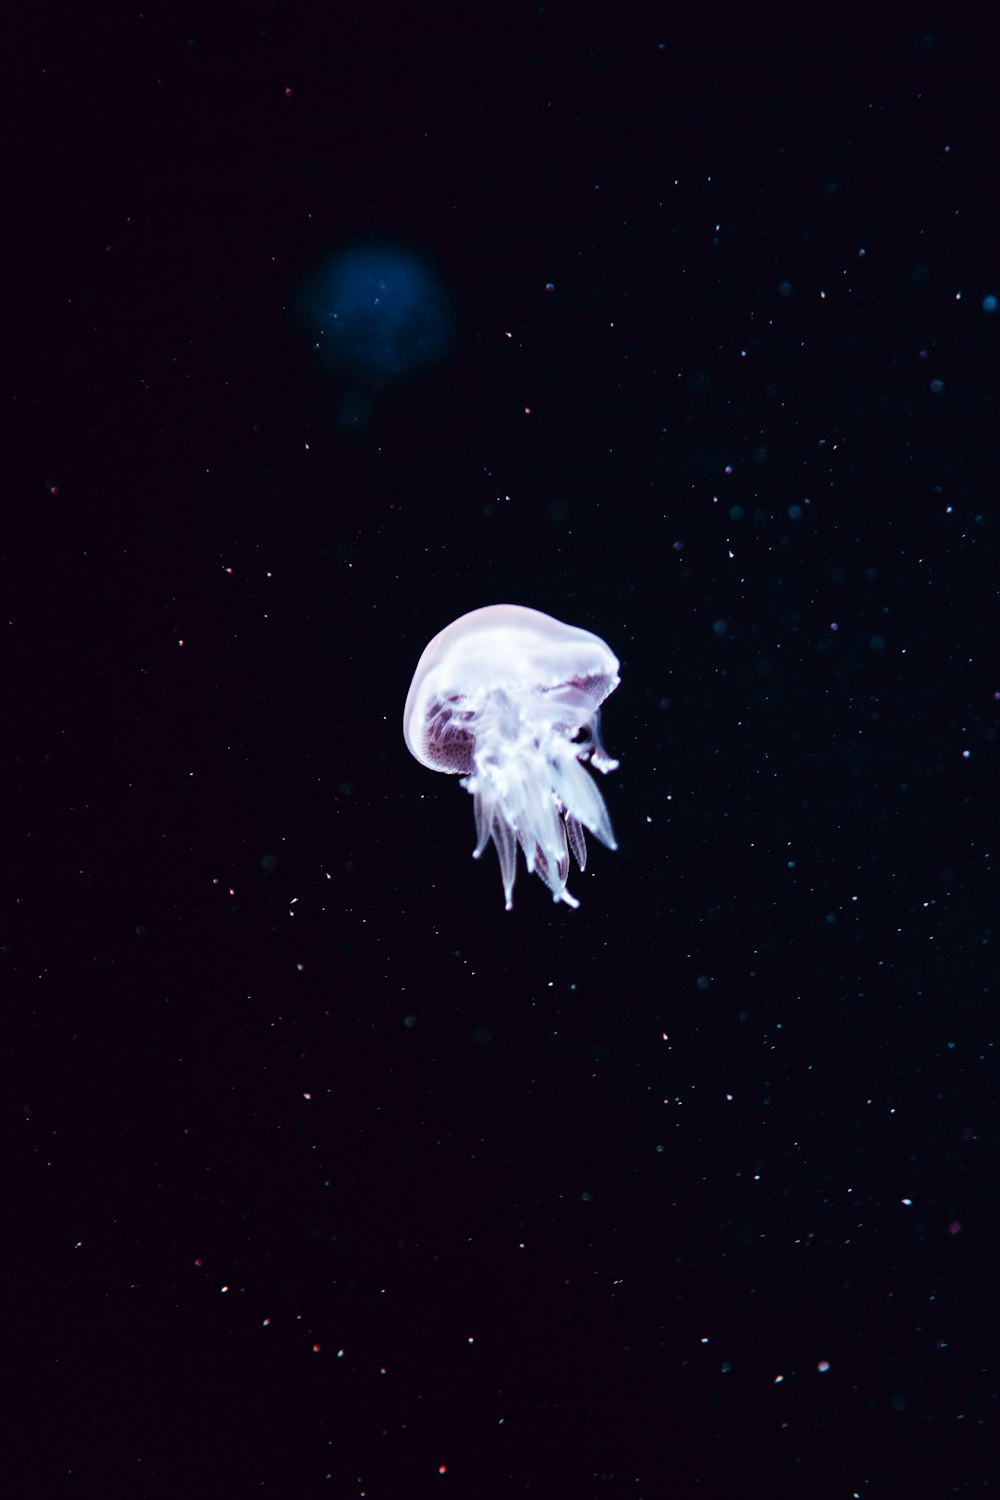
[306,248,450,380]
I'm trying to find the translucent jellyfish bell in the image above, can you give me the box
[403,605,621,909]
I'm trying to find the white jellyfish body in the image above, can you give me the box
[403,604,620,909]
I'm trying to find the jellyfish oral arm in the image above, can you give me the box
[463,711,617,910]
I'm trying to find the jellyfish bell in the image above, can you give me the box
[404,604,620,909]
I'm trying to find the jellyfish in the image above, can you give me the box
[403,605,621,909]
